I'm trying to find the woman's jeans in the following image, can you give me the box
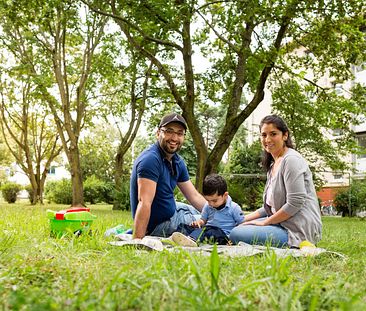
[229,218,288,247]
[149,202,201,237]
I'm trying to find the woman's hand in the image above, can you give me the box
[243,220,267,226]
[243,209,291,226]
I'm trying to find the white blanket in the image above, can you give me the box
[109,234,345,259]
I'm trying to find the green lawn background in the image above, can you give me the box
[0,202,365,310]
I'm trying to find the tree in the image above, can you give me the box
[334,180,366,217]
[0,77,62,204]
[110,57,155,210]
[0,0,108,206]
[225,138,263,175]
[89,31,159,209]
[87,0,366,190]
[78,122,117,183]
[224,130,265,209]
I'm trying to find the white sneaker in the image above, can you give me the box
[161,235,176,246]
[171,232,197,247]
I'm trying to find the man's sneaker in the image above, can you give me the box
[171,232,197,247]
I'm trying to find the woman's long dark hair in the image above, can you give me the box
[260,115,294,172]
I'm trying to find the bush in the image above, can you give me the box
[1,182,22,203]
[225,175,265,210]
[113,176,130,210]
[84,175,106,204]
[25,184,35,204]
[101,181,115,204]
[334,190,353,216]
[45,179,72,205]
[83,176,115,204]
[334,180,366,216]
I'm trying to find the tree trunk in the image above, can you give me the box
[30,179,38,205]
[35,165,42,204]
[113,152,125,210]
[69,145,84,207]
[194,144,207,193]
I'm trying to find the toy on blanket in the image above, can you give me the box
[104,224,133,237]
[299,240,315,249]
[104,224,126,236]
[47,207,96,236]
[298,240,321,256]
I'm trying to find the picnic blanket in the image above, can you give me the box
[109,234,346,259]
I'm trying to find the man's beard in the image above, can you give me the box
[160,139,182,154]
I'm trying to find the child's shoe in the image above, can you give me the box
[171,232,197,247]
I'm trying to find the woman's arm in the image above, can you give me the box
[244,210,262,222]
[244,208,291,226]
[279,155,307,216]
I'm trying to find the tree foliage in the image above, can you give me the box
[0,0,107,206]
[0,0,364,198]
[334,180,366,217]
[0,76,63,204]
[87,0,366,190]
[225,127,262,175]
[272,79,365,176]
[79,122,117,183]
[1,182,22,203]
[225,135,265,210]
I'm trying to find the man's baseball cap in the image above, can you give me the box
[159,113,187,130]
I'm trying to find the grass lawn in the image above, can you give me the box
[0,202,365,310]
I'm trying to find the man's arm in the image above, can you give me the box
[177,180,206,212]
[133,178,157,239]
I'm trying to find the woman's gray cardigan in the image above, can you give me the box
[256,148,322,247]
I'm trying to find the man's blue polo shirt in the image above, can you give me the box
[130,142,190,233]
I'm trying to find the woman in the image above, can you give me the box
[229,115,322,248]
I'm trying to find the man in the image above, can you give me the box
[130,113,206,239]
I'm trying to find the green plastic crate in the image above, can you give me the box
[47,208,97,236]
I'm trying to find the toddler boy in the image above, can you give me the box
[172,174,245,246]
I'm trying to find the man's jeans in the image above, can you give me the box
[149,202,201,237]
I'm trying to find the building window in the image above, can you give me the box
[357,134,366,158]
[352,62,366,73]
[48,166,56,174]
[333,83,344,96]
[332,128,343,136]
[333,174,342,179]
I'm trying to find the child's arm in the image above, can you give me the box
[233,203,245,225]
[191,203,208,228]
[191,218,206,228]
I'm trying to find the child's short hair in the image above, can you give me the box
[202,174,227,196]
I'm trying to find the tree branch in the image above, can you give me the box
[82,0,184,51]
